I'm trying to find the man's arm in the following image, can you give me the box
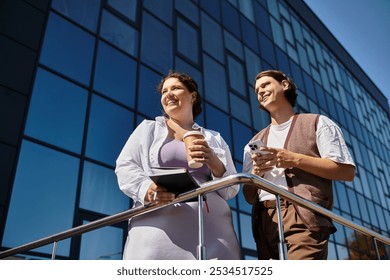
[259,147,355,181]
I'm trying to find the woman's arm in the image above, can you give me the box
[115,121,154,205]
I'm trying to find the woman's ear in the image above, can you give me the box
[191,92,197,103]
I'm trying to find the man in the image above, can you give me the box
[242,70,355,260]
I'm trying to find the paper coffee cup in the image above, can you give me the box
[183,131,205,168]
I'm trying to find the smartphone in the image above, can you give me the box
[248,139,269,155]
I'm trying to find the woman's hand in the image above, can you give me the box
[188,139,226,177]
[145,183,175,205]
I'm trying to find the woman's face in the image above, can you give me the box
[160,77,195,118]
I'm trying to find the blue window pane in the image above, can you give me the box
[221,0,241,38]
[237,187,252,213]
[291,16,304,44]
[239,0,255,22]
[267,0,280,20]
[3,140,79,256]
[314,40,325,67]
[80,161,130,215]
[143,0,173,25]
[205,104,232,148]
[100,10,138,57]
[230,93,251,124]
[79,222,123,260]
[199,0,221,21]
[137,66,163,118]
[201,12,224,63]
[239,213,256,249]
[335,181,351,213]
[270,17,285,50]
[175,0,199,25]
[254,2,272,37]
[174,57,203,92]
[357,193,370,222]
[287,43,299,64]
[319,65,331,92]
[241,16,258,51]
[177,18,199,64]
[141,12,173,72]
[25,68,88,153]
[275,47,290,76]
[258,31,277,67]
[344,111,356,137]
[226,0,238,7]
[297,43,310,73]
[231,119,253,161]
[314,82,329,113]
[86,95,134,166]
[203,55,228,111]
[93,41,137,108]
[367,200,379,228]
[52,0,101,32]
[302,71,318,103]
[335,101,347,128]
[282,19,294,45]
[244,47,261,84]
[224,30,244,59]
[375,205,387,231]
[290,61,305,92]
[227,56,246,96]
[40,13,95,86]
[108,0,138,22]
[306,44,317,66]
[228,185,238,208]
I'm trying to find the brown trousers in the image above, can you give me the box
[252,200,330,260]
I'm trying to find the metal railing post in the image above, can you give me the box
[51,241,58,260]
[275,195,288,260]
[372,237,381,259]
[197,194,206,260]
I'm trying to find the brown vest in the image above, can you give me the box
[252,114,336,233]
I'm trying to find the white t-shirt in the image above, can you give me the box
[243,115,355,201]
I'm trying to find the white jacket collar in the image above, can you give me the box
[155,116,201,130]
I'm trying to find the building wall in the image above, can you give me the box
[0,0,51,249]
[0,0,389,260]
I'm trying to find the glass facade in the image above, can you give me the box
[1,0,389,260]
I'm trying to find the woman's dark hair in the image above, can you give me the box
[254,70,298,108]
[158,71,202,119]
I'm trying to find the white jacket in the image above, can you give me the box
[115,116,239,207]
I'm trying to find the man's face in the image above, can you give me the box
[255,76,289,110]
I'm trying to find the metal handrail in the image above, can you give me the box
[1,173,389,259]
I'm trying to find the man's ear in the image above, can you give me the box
[282,80,290,90]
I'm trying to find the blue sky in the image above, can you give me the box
[303,0,390,107]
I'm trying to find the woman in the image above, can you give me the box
[115,71,241,260]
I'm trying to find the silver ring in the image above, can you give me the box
[153,191,157,200]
